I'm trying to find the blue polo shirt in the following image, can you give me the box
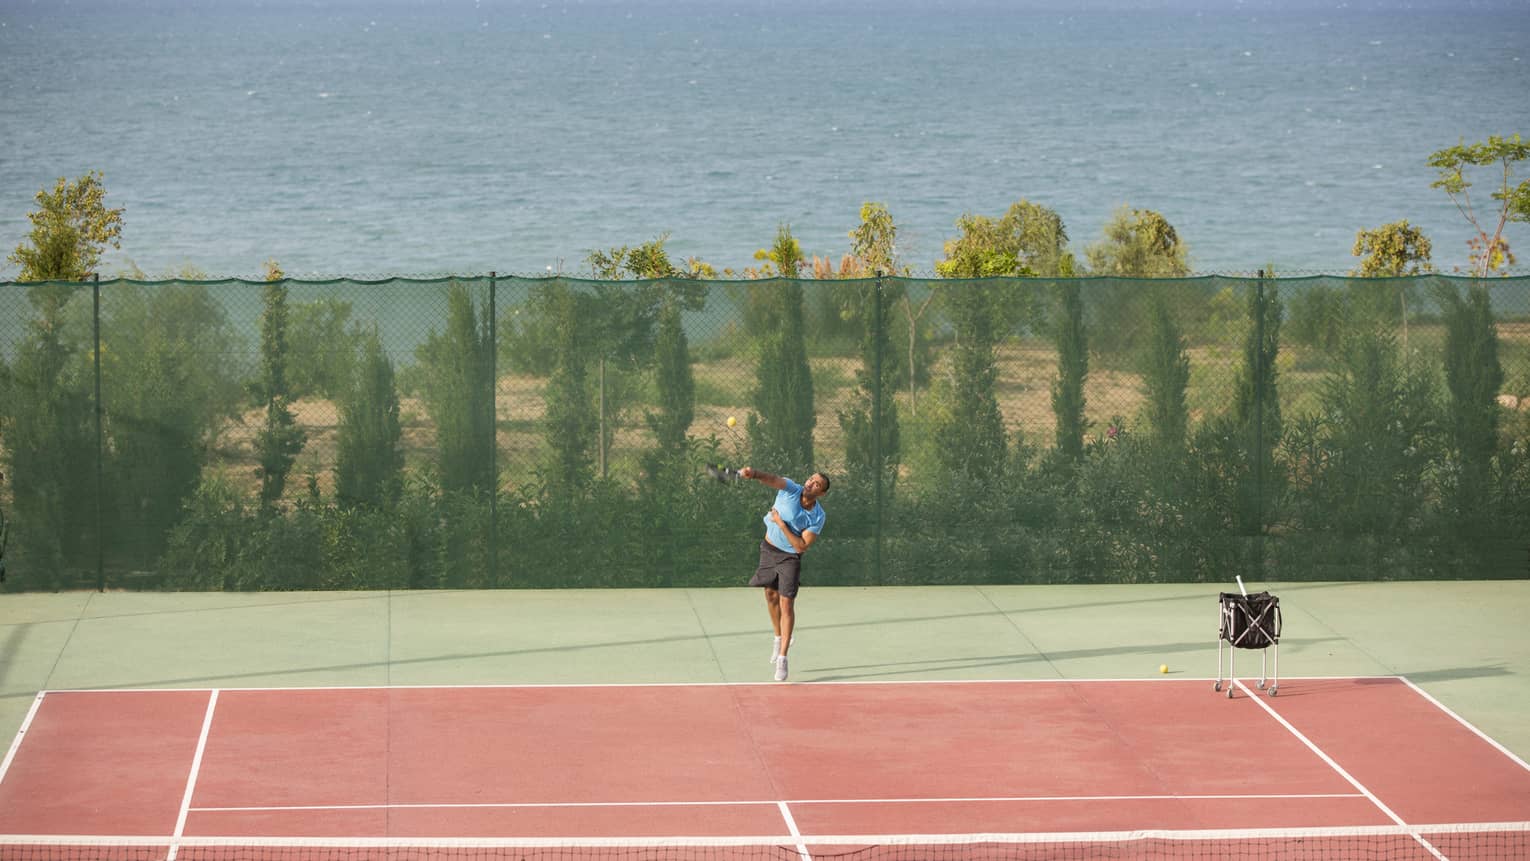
[763,478,826,554]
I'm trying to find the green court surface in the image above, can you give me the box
[2,580,1527,763]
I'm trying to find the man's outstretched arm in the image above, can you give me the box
[740,466,788,491]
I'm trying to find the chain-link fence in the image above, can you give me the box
[1,274,1527,592]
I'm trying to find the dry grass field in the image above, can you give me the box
[135,321,1530,507]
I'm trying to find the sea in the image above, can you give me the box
[2,0,1529,280]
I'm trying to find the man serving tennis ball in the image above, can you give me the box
[740,466,830,682]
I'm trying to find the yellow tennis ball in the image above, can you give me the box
[727,416,737,427]
[1159,664,1169,674]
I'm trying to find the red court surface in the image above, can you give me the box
[1,677,1527,859]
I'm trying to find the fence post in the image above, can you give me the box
[92,273,104,592]
[872,274,884,586]
[1254,269,1266,578]
[488,272,499,588]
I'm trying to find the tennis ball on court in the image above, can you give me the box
[727,416,737,427]
[1159,664,1169,674]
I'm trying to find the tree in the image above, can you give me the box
[0,298,96,576]
[1232,280,1284,534]
[937,280,1007,478]
[1310,329,1439,535]
[1084,206,1191,278]
[784,220,853,350]
[1350,220,1433,345]
[287,297,362,399]
[1141,298,1190,450]
[335,328,404,509]
[1084,206,1195,363]
[254,271,306,507]
[417,283,495,495]
[934,199,1067,352]
[8,171,124,282]
[748,279,816,474]
[102,280,243,564]
[540,280,597,491]
[1428,134,1530,276]
[1352,220,1434,277]
[849,202,901,276]
[0,173,115,575]
[644,298,694,463]
[583,235,707,478]
[752,223,806,278]
[1051,279,1089,463]
[935,199,1070,280]
[1286,282,1347,353]
[746,224,820,331]
[643,264,708,477]
[839,279,901,486]
[1433,281,1503,519]
[898,280,939,418]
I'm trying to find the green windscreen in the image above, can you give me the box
[0,274,1526,591]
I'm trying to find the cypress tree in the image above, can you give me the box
[417,283,495,495]
[95,280,241,566]
[747,279,815,472]
[1434,281,1503,518]
[336,329,403,509]
[938,280,1007,477]
[542,282,597,491]
[255,278,306,507]
[646,298,693,458]
[840,279,901,483]
[1051,279,1089,462]
[1232,280,1284,533]
[0,304,96,575]
[1142,297,1190,449]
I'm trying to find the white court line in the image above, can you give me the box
[35,675,1415,694]
[1236,679,1447,861]
[0,692,46,787]
[1399,675,1530,775]
[167,690,220,861]
[189,792,1362,813]
[775,801,812,861]
[2,822,1526,849]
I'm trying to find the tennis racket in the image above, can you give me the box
[705,463,744,484]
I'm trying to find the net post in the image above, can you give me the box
[92,272,105,592]
[488,271,499,588]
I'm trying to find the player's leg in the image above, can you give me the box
[773,561,800,681]
[777,595,794,657]
[765,587,787,663]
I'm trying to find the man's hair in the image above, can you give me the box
[814,472,831,492]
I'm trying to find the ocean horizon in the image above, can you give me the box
[2,0,1528,279]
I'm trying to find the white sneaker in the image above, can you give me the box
[770,636,795,664]
[774,655,789,682]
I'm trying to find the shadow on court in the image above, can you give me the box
[1399,664,1514,684]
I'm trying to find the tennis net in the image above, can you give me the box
[3,823,1528,860]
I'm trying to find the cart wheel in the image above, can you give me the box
[1269,687,1278,697]
[1213,681,1222,693]
[1226,687,1234,699]
[1257,680,1267,690]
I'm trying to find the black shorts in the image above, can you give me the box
[749,540,802,599]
